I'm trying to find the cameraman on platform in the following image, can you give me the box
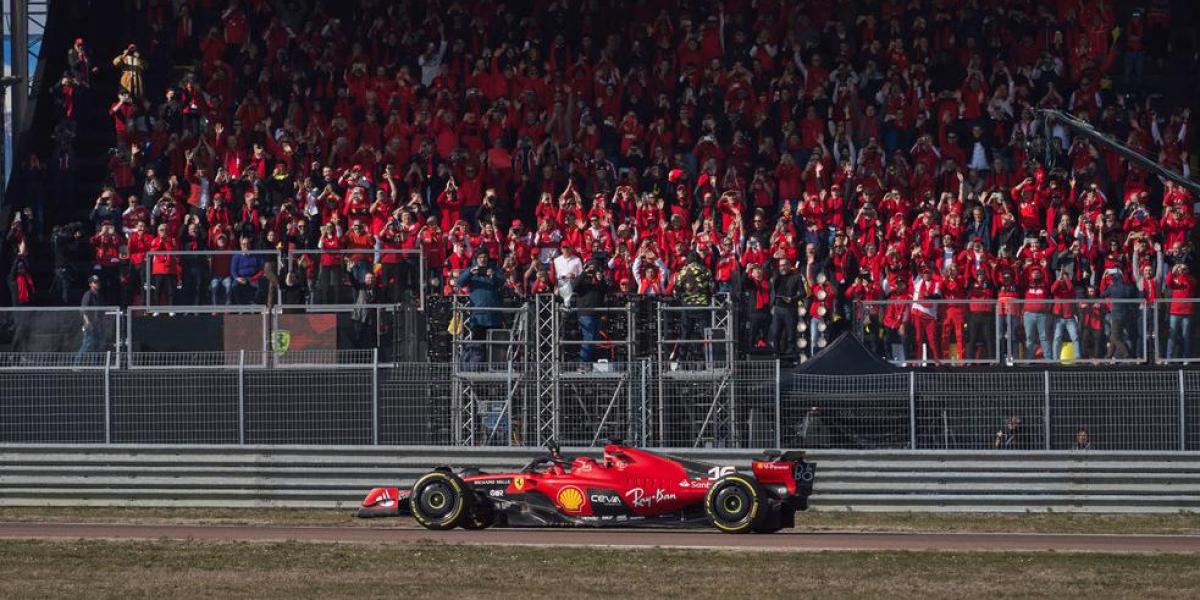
[573,258,610,365]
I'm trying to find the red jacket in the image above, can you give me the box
[1050,279,1076,318]
[1023,282,1051,313]
[1166,273,1197,316]
[318,234,344,267]
[91,233,124,268]
[149,235,180,276]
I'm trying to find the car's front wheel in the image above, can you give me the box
[705,474,768,534]
[410,471,472,530]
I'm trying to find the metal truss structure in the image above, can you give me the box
[449,297,528,446]
[655,296,737,447]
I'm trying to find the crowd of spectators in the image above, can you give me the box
[5,0,1200,363]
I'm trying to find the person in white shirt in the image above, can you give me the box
[552,244,583,302]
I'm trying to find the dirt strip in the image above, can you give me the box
[1,523,1198,553]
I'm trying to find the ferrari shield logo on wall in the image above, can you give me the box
[271,330,291,354]
[514,476,525,491]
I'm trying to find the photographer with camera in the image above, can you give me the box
[455,251,506,365]
[673,251,714,364]
[768,258,803,356]
[573,259,610,365]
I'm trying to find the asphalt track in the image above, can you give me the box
[1,523,1198,553]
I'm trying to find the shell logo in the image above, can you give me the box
[557,486,585,512]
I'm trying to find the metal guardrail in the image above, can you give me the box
[854,298,1182,366]
[0,445,1196,513]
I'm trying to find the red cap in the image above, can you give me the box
[668,168,685,183]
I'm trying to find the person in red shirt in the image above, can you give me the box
[1050,268,1080,360]
[316,222,345,304]
[378,218,409,303]
[206,233,233,305]
[909,265,941,362]
[1164,263,1197,359]
[90,220,124,303]
[1021,266,1052,359]
[126,220,154,306]
[1079,284,1107,360]
[149,223,181,305]
[882,277,910,364]
[964,269,996,360]
[344,220,376,285]
[939,263,967,361]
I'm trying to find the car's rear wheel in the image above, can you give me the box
[460,499,496,530]
[705,474,768,534]
[410,471,472,530]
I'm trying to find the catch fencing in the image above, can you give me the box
[789,370,1195,451]
[2,356,1198,451]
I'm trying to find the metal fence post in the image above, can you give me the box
[908,371,916,449]
[1142,302,1149,361]
[372,348,380,445]
[237,350,246,445]
[993,302,1002,365]
[1043,370,1051,450]
[1154,301,1162,364]
[774,359,782,449]
[114,310,122,368]
[1180,369,1187,451]
[143,259,151,306]
[103,351,111,444]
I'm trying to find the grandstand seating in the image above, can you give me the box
[3,0,1199,364]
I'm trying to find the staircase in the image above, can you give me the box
[11,0,133,304]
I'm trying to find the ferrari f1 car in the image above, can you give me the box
[357,442,816,533]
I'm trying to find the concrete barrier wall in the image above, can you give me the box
[2,445,1198,513]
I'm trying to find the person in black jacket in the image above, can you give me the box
[573,259,609,364]
[1100,272,1139,359]
[768,258,803,356]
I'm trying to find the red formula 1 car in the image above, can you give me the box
[357,442,816,533]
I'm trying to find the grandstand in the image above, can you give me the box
[1,0,1199,450]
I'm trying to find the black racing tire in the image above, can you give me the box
[705,474,768,534]
[460,499,497,530]
[410,471,473,530]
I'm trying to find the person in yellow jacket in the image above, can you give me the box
[113,44,147,98]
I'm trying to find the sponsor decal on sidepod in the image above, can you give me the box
[624,487,678,508]
[557,486,586,512]
[589,493,622,505]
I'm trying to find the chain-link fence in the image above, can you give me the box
[1,356,1198,450]
[784,370,1195,451]
[915,371,1046,450]
[1186,371,1200,452]
[0,307,121,368]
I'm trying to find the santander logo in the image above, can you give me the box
[624,487,678,508]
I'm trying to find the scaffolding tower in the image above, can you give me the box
[449,297,528,446]
[555,300,637,446]
[531,293,558,446]
[655,296,737,447]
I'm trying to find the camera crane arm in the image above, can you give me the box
[1036,109,1200,196]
